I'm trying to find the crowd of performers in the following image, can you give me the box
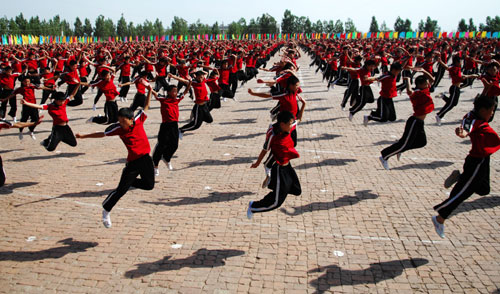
[0,37,499,239]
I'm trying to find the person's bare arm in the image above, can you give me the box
[75,132,106,139]
[248,89,272,98]
[250,149,268,168]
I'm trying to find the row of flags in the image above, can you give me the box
[2,31,499,45]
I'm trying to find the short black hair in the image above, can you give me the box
[474,95,497,113]
[52,91,67,101]
[364,60,376,67]
[166,84,177,92]
[118,108,134,119]
[286,75,300,87]
[277,111,295,124]
[69,60,77,66]
[414,75,429,87]
[390,62,402,71]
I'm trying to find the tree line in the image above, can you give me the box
[0,12,499,38]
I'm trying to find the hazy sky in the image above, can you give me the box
[3,0,498,32]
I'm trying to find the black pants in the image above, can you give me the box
[208,92,221,111]
[19,105,40,132]
[341,79,359,108]
[41,125,77,152]
[130,93,146,111]
[0,89,15,118]
[119,76,131,98]
[434,156,490,219]
[66,84,83,107]
[80,76,89,94]
[396,69,412,91]
[220,84,235,99]
[41,88,55,104]
[153,121,179,165]
[93,88,104,105]
[437,85,460,119]
[92,101,118,124]
[102,154,155,212]
[177,81,193,98]
[249,163,301,213]
[180,103,213,133]
[433,64,446,88]
[460,68,478,88]
[0,156,4,187]
[381,116,426,160]
[229,73,238,95]
[154,76,168,92]
[368,97,396,122]
[350,85,374,115]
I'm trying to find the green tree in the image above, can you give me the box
[153,18,165,36]
[417,17,439,33]
[324,20,335,34]
[380,21,389,32]
[369,16,379,32]
[116,14,128,37]
[333,20,344,33]
[479,16,500,31]
[281,9,297,34]
[74,17,84,36]
[257,13,279,34]
[344,18,357,33]
[83,18,93,36]
[313,20,323,33]
[171,16,188,35]
[394,16,412,32]
[468,18,477,31]
[0,17,9,35]
[458,19,468,31]
[211,21,220,35]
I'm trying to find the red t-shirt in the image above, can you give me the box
[358,68,373,86]
[133,77,150,95]
[377,73,397,98]
[42,98,69,125]
[104,110,150,162]
[42,72,55,87]
[481,73,500,97]
[218,68,231,85]
[91,77,119,101]
[154,63,167,77]
[24,59,38,71]
[191,80,209,103]
[449,66,463,84]
[410,87,434,117]
[272,91,299,119]
[156,94,184,123]
[119,63,131,77]
[13,85,38,103]
[0,73,20,89]
[462,112,500,158]
[62,69,80,85]
[263,122,299,166]
[206,77,221,92]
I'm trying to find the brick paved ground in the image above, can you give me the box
[0,50,499,294]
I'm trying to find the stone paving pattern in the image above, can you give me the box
[0,51,499,293]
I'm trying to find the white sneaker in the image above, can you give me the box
[432,216,445,238]
[13,117,17,123]
[379,156,389,170]
[247,201,254,219]
[178,130,183,140]
[348,112,353,122]
[363,115,369,127]
[30,132,36,140]
[154,168,159,176]
[86,117,94,124]
[341,106,345,111]
[102,209,112,228]
[435,114,441,126]
[18,132,23,140]
[92,104,97,111]
[223,98,227,102]
[167,162,173,171]
[397,153,401,161]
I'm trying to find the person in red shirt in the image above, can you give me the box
[40,67,57,104]
[3,77,51,139]
[480,61,500,121]
[247,111,302,219]
[76,90,154,228]
[20,85,80,152]
[432,96,499,238]
[170,70,213,135]
[206,69,222,111]
[348,60,377,120]
[0,66,21,121]
[364,62,402,126]
[218,59,235,101]
[118,71,152,111]
[379,69,435,169]
[152,82,191,175]
[0,117,43,187]
[340,55,362,111]
[82,68,120,124]
[60,60,84,107]
[435,56,479,125]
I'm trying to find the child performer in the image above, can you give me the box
[432,96,499,238]
[75,88,155,228]
[378,68,435,169]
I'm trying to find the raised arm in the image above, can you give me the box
[248,89,272,98]
[20,99,43,110]
[168,73,190,84]
[296,95,306,122]
[75,132,106,139]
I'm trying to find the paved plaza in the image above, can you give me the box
[0,52,499,293]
